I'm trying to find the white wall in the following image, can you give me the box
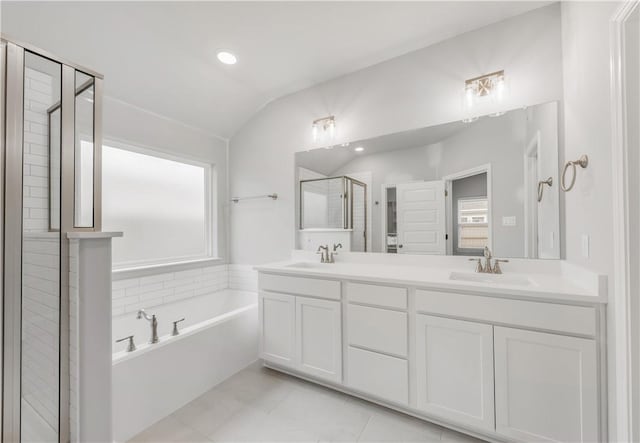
[560,2,623,441]
[229,3,564,265]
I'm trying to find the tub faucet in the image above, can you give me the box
[137,309,159,344]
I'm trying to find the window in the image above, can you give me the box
[102,142,214,268]
[457,198,489,249]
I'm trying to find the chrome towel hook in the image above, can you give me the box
[537,177,553,202]
[561,155,589,192]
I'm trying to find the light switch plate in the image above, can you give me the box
[502,216,517,227]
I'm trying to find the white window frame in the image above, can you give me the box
[103,138,218,273]
[456,196,490,251]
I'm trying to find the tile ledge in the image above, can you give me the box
[67,231,123,239]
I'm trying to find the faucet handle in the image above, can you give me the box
[493,259,509,275]
[116,335,136,352]
[172,318,185,336]
[333,243,343,252]
[469,258,483,273]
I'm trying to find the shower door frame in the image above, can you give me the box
[1,35,104,443]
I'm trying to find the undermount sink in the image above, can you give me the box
[449,271,532,287]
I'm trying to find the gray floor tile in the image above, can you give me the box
[129,363,489,443]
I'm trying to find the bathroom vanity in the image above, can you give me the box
[255,254,607,443]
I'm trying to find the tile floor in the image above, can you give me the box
[129,362,488,443]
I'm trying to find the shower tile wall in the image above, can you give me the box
[23,67,53,232]
[112,265,228,316]
[22,66,60,434]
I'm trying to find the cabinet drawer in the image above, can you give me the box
[347,304,407,357]
[415,290,596,337]
[347,346,408,405]
[259,273,340,300]
[346,282,407,309]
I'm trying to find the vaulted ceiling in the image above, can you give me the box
[1,1,548,138]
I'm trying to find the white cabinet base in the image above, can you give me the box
[494,327,599,443]
[347,346,408,405]
[416,315,495,431]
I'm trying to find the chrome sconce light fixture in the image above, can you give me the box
[462,70,507,122]
[312,115,336,143]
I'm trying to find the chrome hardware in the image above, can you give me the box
[316,245,329,263]
[172,318,185,336]
[482,246,493,274]
[469,258,483,273]
[493,259,510,274]
[561,155,588,192]
[231,193,278,203]
[116,335,136,353]
[537,177,553,202]
[329,243,342,263]
[136,309,159,344]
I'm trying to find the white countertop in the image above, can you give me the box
[255,259,607,305]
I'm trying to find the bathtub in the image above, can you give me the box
[112,289,259,442]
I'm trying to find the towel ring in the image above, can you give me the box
[561,155,589,192]
[537,177,553,202]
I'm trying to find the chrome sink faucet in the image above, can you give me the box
[469,247,509,274]
[330,243,342,263]
[316,245,329,263]
[137,309,159,344]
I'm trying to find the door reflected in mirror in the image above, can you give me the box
[295,101,561,259]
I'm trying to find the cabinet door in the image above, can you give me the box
[259,291,296,368]
[296,297,342,382]
[416,315,495,431]
[494,327,599,443]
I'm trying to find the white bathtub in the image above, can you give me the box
[112,289,259,442]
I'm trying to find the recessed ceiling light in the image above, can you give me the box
[355,146,365,152]
[217,51,237,65]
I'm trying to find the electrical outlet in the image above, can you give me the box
[581,234,590,258]
[502,216,516,227]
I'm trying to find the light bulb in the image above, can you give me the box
[464,84,475,109]
[493,75,506,102]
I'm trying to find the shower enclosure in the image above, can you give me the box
[299,176,367,252]
[1,37,103,443]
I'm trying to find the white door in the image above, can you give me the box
[295,297,342,382]
[416,315,495,431]
[396,181,445,254]
[259,291,296,368]
[494,327,599,443]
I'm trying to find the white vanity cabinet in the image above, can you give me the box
[493,327,599,443]
[259,291,296,368]
[415,314,495,431]
[257,267,606,443]
[345,282,409,405]
[295,296,342,382]
[258,273,342,383]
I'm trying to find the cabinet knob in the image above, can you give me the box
[398,244,403,248]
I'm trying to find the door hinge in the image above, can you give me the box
[445,190,448,197]
[445,234,449,240]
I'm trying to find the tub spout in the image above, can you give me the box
[137,309,159,344]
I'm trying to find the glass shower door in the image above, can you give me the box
[21,50,62,443]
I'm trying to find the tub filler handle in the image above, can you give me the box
[172,318,185,336]
[116,335,137,353]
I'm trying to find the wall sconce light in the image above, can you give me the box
[462,70,507,122]
[312,115,336,143]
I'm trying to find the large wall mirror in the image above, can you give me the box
[295,101,561,259]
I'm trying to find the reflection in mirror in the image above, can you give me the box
[300,175,368,251]
[296,102,560,259]
[74,70,95,227]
